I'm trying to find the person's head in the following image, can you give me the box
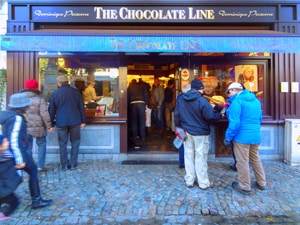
[191,78,204,94]
[0,135,9,151]
[225,82,244,96]
[24,79,39,90]
[87,80,95,86]
[75,78,85,90]
[154,78,160,86]
[56,75,69,87]
[8,92,31,113]
[167,79,174,88]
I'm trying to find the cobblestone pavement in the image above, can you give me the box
[2,159,300,224]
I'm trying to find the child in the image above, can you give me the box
[0,135,23,221]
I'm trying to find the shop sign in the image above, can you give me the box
[31,6,276,23]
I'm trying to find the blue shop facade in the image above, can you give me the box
[1,0,300,162]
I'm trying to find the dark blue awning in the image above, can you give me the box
[1,29,300,53]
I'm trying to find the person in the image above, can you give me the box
[20,79,54,172]
[0,135,23,221]
[83,80,102,103]
[224,82,266,195]
[151,77,165,134]
[127,79,149,142]
[174,79,221,189]
[48,75,86,170]
[0,92,53,209]
[74,78,86,96]
[164,79,175,132]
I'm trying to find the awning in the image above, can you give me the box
[1,29,300,53]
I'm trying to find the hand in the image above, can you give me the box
[223,139,232,147]
[48,127,55,132]
[80,123,86,129]
[15,163,26,169]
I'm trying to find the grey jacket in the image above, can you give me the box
[20,89,52,137]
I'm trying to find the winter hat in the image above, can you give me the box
[24,79,38,90]
[56,75,68,83]
[8,92,30,108]
[191,78,204,90]
[225,82,243,94]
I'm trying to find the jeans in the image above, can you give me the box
[179,144,184,166]
[28,136,47,168]
[184,133,211,189]
[57,125,81,167]
[129,103,146,139]
[234,142,266,190]
[153,106,164,130]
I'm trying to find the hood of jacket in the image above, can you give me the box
[227,90,256,104]
[182,88,202,101]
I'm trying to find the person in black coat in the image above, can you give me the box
[0,135,22,221]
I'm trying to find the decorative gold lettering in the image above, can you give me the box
[248,10,273,17]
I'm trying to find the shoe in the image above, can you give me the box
[0,212,10,221]
[70,166,76,170]
[230,164,237,171]
[179,164,185,169]
[232,182,251,195]
[32,197,53,209]
[256,182,266,190]
[38,167,48,172]
[186,184,194,188]
[199,181,214,190]
[61,165,68,171]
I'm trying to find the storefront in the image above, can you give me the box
[1,0,300,161]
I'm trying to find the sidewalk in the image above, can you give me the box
[3,159,300,224]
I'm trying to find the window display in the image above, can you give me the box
[38,55,120,117]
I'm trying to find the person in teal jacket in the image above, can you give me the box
[224,82,266,195]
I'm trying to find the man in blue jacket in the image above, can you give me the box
[224,82,266,195]
[174,79,221,190]
[49,75,86,171]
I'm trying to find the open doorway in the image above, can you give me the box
[127,67,178,154]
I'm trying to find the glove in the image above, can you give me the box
[223,139,232,147]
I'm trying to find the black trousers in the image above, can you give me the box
[0,193,20,216]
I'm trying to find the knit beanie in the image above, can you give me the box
[24,79,38,90]
[191,78,204,90]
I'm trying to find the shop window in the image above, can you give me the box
[38,55,120,117]
[194,60,267,114]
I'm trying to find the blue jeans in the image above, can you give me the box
[28,136,47,168]
[179,144,184,166]
[57,125,81,167]
[153,106,164,130]
[129,103,146,139]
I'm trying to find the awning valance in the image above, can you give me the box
[1,29,300,53]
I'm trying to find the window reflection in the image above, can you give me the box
[38,57,120,117]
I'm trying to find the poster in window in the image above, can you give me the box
[234,65,258,92]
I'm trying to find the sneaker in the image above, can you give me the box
[256,182,266,190]
[232,182,251,195]
[70,166,76,170]
[199,181,214,190]
[186,184,194,188]
[0,212,10,221]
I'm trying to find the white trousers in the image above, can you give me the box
[184,133,211,189]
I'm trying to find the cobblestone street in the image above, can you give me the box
[2,159,300,224]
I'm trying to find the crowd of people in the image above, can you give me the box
[0,74,266,220]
